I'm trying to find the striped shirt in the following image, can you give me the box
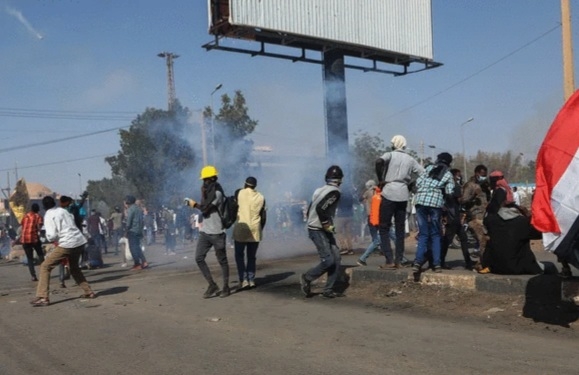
[414,165,455,208]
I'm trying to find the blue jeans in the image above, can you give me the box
[414,205,442,268]
[379,198,407,264]
[234,241,259,282]
[359,223,380,262]
[127,231,147,266]
[304,230,341,293]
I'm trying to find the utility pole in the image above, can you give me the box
[157,52,179,111]
[562,0,575,100]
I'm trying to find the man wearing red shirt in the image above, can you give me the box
[21,203,45,281]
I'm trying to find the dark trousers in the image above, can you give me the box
[127,232,147,266]
[23,242,44,278]
[234,241,260,282]
[195,232,229,287]
[442,219,473,268]
[378,198,408,264]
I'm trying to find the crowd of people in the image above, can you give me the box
[5,132,550,305]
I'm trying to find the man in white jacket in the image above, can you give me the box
[31,196,95,307]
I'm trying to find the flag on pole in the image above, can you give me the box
[532,90,579,267]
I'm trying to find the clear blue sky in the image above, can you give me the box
[0,0,574,196]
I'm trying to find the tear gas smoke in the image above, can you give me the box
[6,7,44,40]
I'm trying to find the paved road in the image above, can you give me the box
[1,239,578,375]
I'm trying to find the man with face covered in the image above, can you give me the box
[460,164,490,269]
[184,165,230,298]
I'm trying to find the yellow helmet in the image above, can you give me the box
[200,165,218,180]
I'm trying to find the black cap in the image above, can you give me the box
[60,195,73,203]
[436,152,453,166]
[245,176,257,187]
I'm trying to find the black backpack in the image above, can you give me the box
[219,195,238,229]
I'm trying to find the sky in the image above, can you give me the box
[0,0,575,197]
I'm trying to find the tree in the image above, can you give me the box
[204,90,259,188]
[351,131,390,191]
[105,101,196,208]
[86,176,137,211]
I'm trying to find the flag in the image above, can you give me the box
[532,90,579,266]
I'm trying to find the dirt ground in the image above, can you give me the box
[348,278,579,339]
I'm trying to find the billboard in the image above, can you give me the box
[208,0,435,65]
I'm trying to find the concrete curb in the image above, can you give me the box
[345,267,579,303]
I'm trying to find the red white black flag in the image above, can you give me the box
[532,90,579,266]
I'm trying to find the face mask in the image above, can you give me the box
[477,176,487,182]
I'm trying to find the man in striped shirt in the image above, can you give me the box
[20,203,45,281]
[412,152,455,274]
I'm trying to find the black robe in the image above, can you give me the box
[483,208,542,275]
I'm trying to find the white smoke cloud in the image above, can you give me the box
[6,6,44,40]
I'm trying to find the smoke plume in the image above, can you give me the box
[6,7,44,40]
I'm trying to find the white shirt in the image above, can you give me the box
[513,191,521,206]
[44,207,87,248]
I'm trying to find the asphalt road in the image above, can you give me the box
[1,239,578,375]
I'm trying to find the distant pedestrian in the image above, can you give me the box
[20,203,45,282]
[357,180,381,266]
[30,196,95,307]
[233,176,266,289]
[125,195,148,270]
[109,206,123,255]
[185,165,230,298]
[300,165,344,299]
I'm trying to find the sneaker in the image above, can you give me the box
[412,263,421,274]
[321,291,345,299]
[248,280,256,288]
[130,265,143,271]
[203,284,219,299]
[433,266,442,273]
[300,274,312,297]
[220,286,231,298]
[241,280,250,289]
[120,263,127,268]
[379,263,396,270]
[30,297,50,307]
[356,259,367,267]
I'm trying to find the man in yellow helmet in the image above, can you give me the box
[184,166,230,298]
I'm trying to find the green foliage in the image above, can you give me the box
[105,101,196,208]
[86,176,137,211]
[351,131,390,191]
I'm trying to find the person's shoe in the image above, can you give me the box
[30,297,50,307]
[31,277,38,282]
[120,263,127,268]
[60,283,66,288]
[130,265,143,271]
[300,274,312,297]
[442,264,452,270]
[412,263,421,274]
[478,267,491,274]
[220,286,231,298]
[248,280,256,288]
[241,280,250,289]
[379,263,396,270]
[203,284,219,299]
[339,249,350,255]
[356,259,367,267]
[321,291,345,299]
[142,262,149,269]
[433,266,442,273]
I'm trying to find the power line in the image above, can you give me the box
[0,125,129,154]
[0,153,115,172]
[384,23,561,120]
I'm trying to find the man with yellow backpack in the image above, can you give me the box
[357,180,382,266]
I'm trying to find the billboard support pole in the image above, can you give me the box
[323,50,349,170]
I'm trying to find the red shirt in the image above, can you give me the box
[20,211,43,244]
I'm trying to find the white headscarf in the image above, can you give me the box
[391,135,407,150]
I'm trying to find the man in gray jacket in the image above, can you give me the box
[375,135,424,269]
[125,195,148,270]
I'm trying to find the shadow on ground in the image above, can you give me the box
[523,275,579,328]
[96,286,129,297]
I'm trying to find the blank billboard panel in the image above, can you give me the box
[209,0,434,62]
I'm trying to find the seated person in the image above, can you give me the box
[481,186,543,275]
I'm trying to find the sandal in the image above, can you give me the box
[79,292,96,299]
[30,297,50,307]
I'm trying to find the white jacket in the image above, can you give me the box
[44,207,87,248]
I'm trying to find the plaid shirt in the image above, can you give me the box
[20,211,43,244]
[414,165,455,208]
